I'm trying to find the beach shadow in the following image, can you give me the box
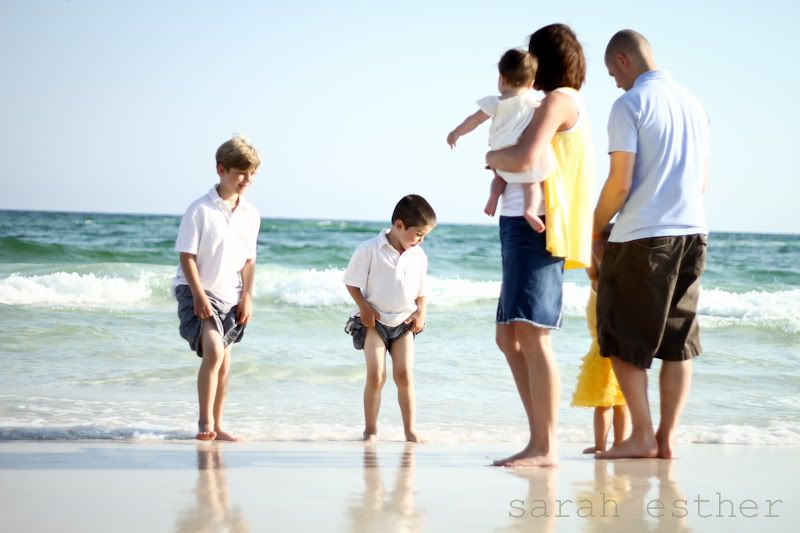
[174,443,249,533]
[498,467,558,533]
[348,443,423,533]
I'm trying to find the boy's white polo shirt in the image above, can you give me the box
[172,186,261,305]
[343,230,428,327]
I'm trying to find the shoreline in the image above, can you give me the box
[1,441,796,532]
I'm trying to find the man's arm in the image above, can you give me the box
[346,285,379,327]
[592,151,636,260]
[179,253,213,319]
[485,91,574,173]
[447,110,491,148]
[236,258,256,325]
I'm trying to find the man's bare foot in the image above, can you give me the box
[214,429,242,442]
[405,431,424,443]
[362,431,377,443]
[582,445,604,454]
[196,423,216,441]
[656,430,675,459]
[596,434,658,460]
[523,212,546,233]
[484,198,498,217]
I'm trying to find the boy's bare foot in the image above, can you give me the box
[196,423,216,441]
[214,429,242,442]
[362,431,377,443]
[404,431,424,443]
[523,212,546,233]
[656,430,675,459]
[484,198,499,217]
[582,445,604,454]
[596,434,658,460]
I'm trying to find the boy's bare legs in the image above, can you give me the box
[612,404,630,446]
[656,359,692,459]
[522,182,546,233]
[363,328,387,442]
[596,358,658,459]
[495,322,559,467]
[213,345,241,441]
[197,319,225,441]
[484,175,507,217]
[390,332,421,443]
[583,406,612,454]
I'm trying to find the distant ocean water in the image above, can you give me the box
[0,210,798,445]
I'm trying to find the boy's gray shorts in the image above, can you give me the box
[176,285,245,358]
[344,315,416,351]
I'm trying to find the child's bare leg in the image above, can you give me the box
[485,175,507,217]
[363,328,387,442]
[522,182,545,233]
[583,406,612,453]
[213,345,241,441]
[612,405,630,446]
[390,332,421,443]
[197,319,225,441]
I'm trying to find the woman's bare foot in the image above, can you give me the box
[214,429,242,442]
[523,212,546,233]
[596,434,658,460]
[196,423,216,441]
[493,444,558,467]
[362,431,377,443]
[404,430,424,443]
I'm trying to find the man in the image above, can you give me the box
[592,29,709,459]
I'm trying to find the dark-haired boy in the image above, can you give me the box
[343,195,437,443]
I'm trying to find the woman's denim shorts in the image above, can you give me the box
[497,216,565,329]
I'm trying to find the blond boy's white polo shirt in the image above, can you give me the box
[343,230,428,327]
[172,186,261,305]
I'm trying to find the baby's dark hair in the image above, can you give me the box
[498,48,537,88]
[391,194,437,228]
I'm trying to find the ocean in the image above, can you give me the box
[0,210,798,445]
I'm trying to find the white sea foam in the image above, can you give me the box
[1,266,798,332]
[1,422,798,445]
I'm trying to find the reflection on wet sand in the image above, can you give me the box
[500,467,558,533]
[349,443,422,533]
[175,444,248,533]
[573,459,691,533]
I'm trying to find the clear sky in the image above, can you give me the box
[1,0,797,233]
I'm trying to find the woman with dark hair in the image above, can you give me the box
[486,23,595,467]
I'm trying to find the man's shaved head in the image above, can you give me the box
[605,29,655,66]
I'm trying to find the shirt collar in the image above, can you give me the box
[633,70,670,87]
[378,229,393,249]
[207,185,248,213]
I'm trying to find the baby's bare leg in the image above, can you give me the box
[390,332,421,443]
[363,328,387,442]
[485,175,507,217]
[522,182,545,233]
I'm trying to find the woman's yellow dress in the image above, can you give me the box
[571,289,626,407]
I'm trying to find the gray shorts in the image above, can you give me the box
[176,285,245,358]
[344,316,416,351]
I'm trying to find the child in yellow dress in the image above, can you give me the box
[571,226,629,453]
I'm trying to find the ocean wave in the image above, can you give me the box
[1,267,798,332]
[1,422,798,445]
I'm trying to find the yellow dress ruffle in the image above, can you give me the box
[571,290,626,407]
